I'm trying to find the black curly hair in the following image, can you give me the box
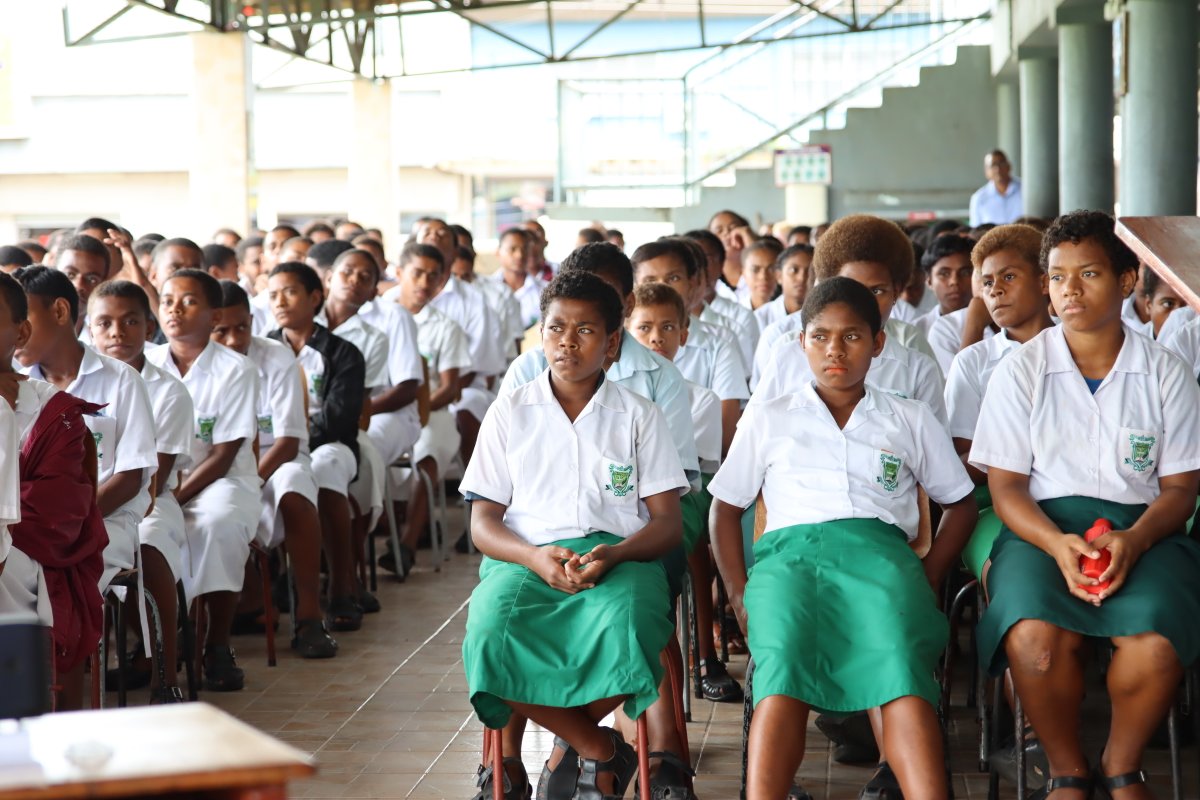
[1039,210,1138,274]
[539,270,625,334]
[801,275,882,336]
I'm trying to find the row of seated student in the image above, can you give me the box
[3,207,1198,800]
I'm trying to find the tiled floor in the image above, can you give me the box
[110,506,1198,799]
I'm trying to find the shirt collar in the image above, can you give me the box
[608,330,662,381]
[1044,322,1150,375]
[788,381,888,416]
[522,368,624,413]
[78,344,105,378]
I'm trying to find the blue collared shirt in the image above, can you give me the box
[969,177,1023,226]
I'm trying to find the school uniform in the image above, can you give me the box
[461,370,689,728]
[752,325,948,425]
[0,384,45,624]
[891,292,938,324]
[411,305,471,476]
[700,297,759,380]
[969,324,1200,675]
[358,299,424,474]
[679,381,721,555]
[425,275,507,423]
[485,270,544,333]
[1159,310,1200,378]
[246,336,319,549]
[676,321,750,404]
[1120,294,1146,329]
[147,342,261,601]
[475,275,523,362]
[709,384,972,712]
[501,330,701,487]
[24,346,158,592]
[250,290,275,336]
[923,307,992,376]
[751,311,801,391]
[753,295,792,332]
[137,359,194,583]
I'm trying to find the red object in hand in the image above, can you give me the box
[1079,518,1112,595]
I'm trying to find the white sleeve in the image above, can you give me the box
[112,370,160,474]
[442,321,474,374]
[635,404,690,498]
[708,338,750,401]
[907,401,974,506]
[968,357,1034,474]
[1156,353,1200,476]
[0,402,19,562]
[707,404,765,509]
[267,355,308,441]
[156,379,196,458]
[910,351,948,428]
[498,349,545,397]
[926,315,960,376]
[459,398,513,505]
[387,308,425,386]
[944,350,982,440]
[212,361,259,445]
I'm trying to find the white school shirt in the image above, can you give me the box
[250,290,275,336]
[413,305,473,392]
[675,321,750,402]
[475,276,523,360]
[925,307,993,377]
[486,270,544,332]
[969,324,1200,505]
[943,330,1023,441]
[752,310,802,390]
[317,312,389,390]
[751,324,948,426]
[1156,306,1196,351]
[358,298,426,389]
[0,393,21,563]
[500,330,701,484]
[891,292,939,324]
[692,314,748,379]
[461,370,689,546]
[431,275,507,378]
[700,298,759,379]
[147,342,260,482]
[1159,311,1200,378]
[1120,294,1145,329]
[688,381,722,475]
[140,359,194,493]
[23,346,158,525]
[753,295,791,332]
[246,337,308,453]
[711,383,972,540]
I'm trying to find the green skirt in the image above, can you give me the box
[978,496,1200,676]
[463,533,672,728]
[745,519,947,713]
[679,474,714,555]
[963,506,1002,580]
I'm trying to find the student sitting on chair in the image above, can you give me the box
[461,270,688,800]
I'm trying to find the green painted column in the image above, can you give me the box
[1121,0,1198,215]
[1059,18,1114,213]
[1019,56,1059,218]
[997,80,1021,175]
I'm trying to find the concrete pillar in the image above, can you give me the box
[189,32,251,240]
[996,80,1021,175]
[1121,0,1198,215]
[783,184,829,227]
[1018,55,1060,218]
[1058,18,1114,213]
[348,79,398,237]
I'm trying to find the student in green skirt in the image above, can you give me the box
[943,224,1054,577]
[461,270,689,800]
[710,277,978,800]
[970,210,1200,800]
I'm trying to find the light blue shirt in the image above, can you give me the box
[499,329,700,488]
[969,177,1023,226]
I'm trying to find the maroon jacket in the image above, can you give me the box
[12,392,107,673]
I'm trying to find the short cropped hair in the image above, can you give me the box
[499,228,530,246]
[151,237,204,265]
[539,270,624,334]
[577,228,605,245]
[56,233,110,264]
[332,248,381,280]
[802,275,882,336]
[399,242,445,269]
[15,265,80,324]
[560,243,634,296]
[236,236,264,261]
[218,279,251,311]
[17,241,47,262]
[708,209,750,229]
[920,233,975,271]
[268,262,324,313]
[90,279,153,320]
[307,238,354,269]
[744,238,783,263]
[1040,210,1138,274]
[456,245,476,264]
[0,271,28,322]
[970,224,1044,271]
[203,243,237,270]
[777,243,814,268]
[271,224,301,239]
[302,221,335,239]
[75,217,118,235]
[682,229,725,264]
[631,238,701,279]
[134,234,165,259]
[0,245,33,269]
[632,282,688,324]
[812,214,914,287]
[1141,265,1164,299]
[164,268,223,308]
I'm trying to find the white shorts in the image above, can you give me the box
[311,442,357,496]
[349,432,384,530]
[0,548,52,626]
[99,510,140,593]
[257,457,320,548]
[367,406,421,468]
[411,409,461,477]
[181,476,260,601]
[138,492,186,584]
[450,385,494,424]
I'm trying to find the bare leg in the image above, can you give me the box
[746,695,809,800]
[203,590,239,649]
[280,493,322,621]
[495,713,529,786]
[1004,619,1089,797]
[868,706,886,763]
[318,488,356,599]
[1101,632,1183,799]
[139,545,179,691]
[615,645,684,772]
[689,546,718,669]
[509,698,626,794]
[401,458,438,553]
[880,696,947,800]
[456,410,481,466]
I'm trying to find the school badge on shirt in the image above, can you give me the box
[91,431,104,462]
[258,415,274,435]
[197,416,217,445]
[876,451,902,493]
[1124,434,1156,473]
[605,463,635,498]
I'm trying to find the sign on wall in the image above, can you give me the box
[774,145,832,187]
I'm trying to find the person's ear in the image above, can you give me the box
[679,323,689,348]
[1119,267,1138,300]
[605,328,621,361]
[210,307,224,328]
[873,328,886,358]
[145,314,158,343]
[15,319,31,351]
[52,297,73,327]
[1038,270,1049,296]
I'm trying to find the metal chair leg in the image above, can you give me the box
[1168,702,1182,800]
[740,657,754,800]
[636,714,651,800]
[383,466,405,583]
[115,593,128,707]
[716,579,729,663]
[678,572,693,722]
[1014,690,1026,799]
[177,582,198,701]
[414,465,440,573]
[143,592,168,693]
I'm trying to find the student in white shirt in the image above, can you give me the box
[970,211,1200,799]
[708,209,754,305]
[1135,267,1186,340]
[738,240,781,313]
[751,216,946,424]
[683,228,760,373]
[488,227,545,333]
[710,277,975,800]
[212,281,339,659]
[53,234,110,340]
[15,268,158,595]
[147,269,262,692]
[462,270,687,800]
[892,240,940,324]
[914,234,976,373]
[754,244,812,332]
[389,243,470,575]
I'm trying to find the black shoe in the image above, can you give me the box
[639,751,696,800]
[538,737,578,800]
[987,736,1048,790]
[399,544,415,577]
[327,595,363,632]
[815,712,879,765]
[149,685,185,704]
[574,728,637,800]
[292,619,338,658]
[788,784,814,800]
[698,658,743,703]
[230,608,278,636]
[474,757,532,800]
[104,659,152,692]
[859,762,902,799]
[202,646,245,692]
[358,589,381,614]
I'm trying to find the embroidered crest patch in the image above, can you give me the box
[258,415,274,434]
[876,451,902,493]
[91,431,104,463]
[197,416,217,445]
[605,463,634,498]
[1124,433,1156,473]
[310,373,326,398]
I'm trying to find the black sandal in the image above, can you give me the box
[859,762,903,799]
[327,595,363,632]
[473,756,532,800]
[537,737,578,800]
[635,750,695,800]
[202,646,245,692]
[788,784,814,800]
[1029,773,1094,800]
[1094,768,1145,799]
[573,728,637,800]
[698,659,743,703]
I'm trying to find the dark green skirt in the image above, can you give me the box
[745,519,947,713]
[679,474,714,555]
[963,506,1002,580]
[463,533,672,728]
[978,496,1200,675]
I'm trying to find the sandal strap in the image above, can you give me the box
[1098,770,1146,790]
[647,751,696,777]
[1045,774,1093,791]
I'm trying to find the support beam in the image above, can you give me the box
[1018,55,1059,218]
[189,31,251,240]
[1120,0,1198,215]
[1059,17,1113,213]
[348,78,398,237]
[996,79,1020,175]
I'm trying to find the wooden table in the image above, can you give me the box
[1115,216,1200,312]
[0,703,315,799]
